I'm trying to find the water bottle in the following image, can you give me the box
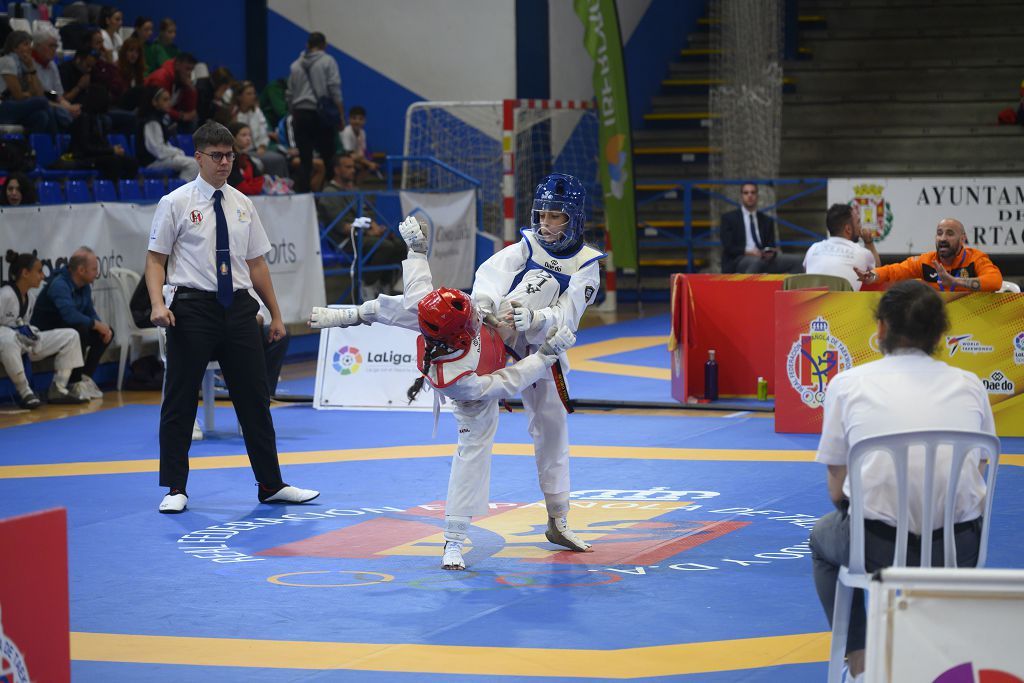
[704,349,719,401]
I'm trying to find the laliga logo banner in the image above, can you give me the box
[313,316,444,411]
[828,177,1024,255]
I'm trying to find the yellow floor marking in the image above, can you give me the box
[70,630,832,677]
[568,336,670,379]
[4,445,1020,480]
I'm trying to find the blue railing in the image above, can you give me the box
[316,155,482,303]
[637,177,828,272]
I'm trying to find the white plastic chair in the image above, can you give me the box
[827,429,1001,683]
[108,268,162,390]
[998,281,1020,293]
[156,327,222,434]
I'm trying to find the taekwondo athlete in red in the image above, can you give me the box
[471,173,605,553]
[309,216,580,570]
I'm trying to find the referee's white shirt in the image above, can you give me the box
[148,175,271,292]
[816,349,994,532]
[803,236,875,291]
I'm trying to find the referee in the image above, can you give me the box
[145,121,319,514]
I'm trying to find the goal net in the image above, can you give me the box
[403,100,600,243]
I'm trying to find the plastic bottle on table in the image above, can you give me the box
[704,349,719,401]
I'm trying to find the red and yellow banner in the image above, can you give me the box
[775,290,1024,436]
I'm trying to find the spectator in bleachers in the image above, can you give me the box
[279,113,325,191]
[0,30,59,134]
[144,18,178,76]
[131,16,154,46]
[0,173,36,206]
[32,246,112,400]
[69,85,138,180]
[144,52,197,132]
[233,80,288,178]
[195,66,233,126]
[340,105,379,179]
[31,29,81,131]
[226,121,263,195]
[1,252,89,408]
[136,85,198,180]
[259,78,288,129]
[287,31,343,193]
[99,5,124,62]
[318,153,406,296]
[83,29,126,104]
[116,36,146,111]
[58,47,97,108]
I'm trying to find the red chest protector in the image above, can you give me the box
[416,325,508,389]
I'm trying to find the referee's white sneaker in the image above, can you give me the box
[159,490,188,513]
[258,484,320,504]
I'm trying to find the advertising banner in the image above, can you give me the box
[313,317,443,411]
[0,196,325,325]
[827,178,1024,255]
[774,290,1024,436]
[0,508,70,683]
[399,189,477,290]
[575,0,637,269]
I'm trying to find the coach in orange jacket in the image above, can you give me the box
[855,218,1003,292]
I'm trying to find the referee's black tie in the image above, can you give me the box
[212,189,233,308]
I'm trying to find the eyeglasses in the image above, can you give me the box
[198,150,236,163]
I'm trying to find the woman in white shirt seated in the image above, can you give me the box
[810,280,995,681]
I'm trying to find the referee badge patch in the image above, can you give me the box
[189,209,203,224]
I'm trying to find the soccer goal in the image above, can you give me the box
[402,99,601,244]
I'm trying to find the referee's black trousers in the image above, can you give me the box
[159,289,284,491]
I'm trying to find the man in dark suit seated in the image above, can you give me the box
[720,183,803,274]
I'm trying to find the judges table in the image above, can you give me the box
[670,274,1024,436]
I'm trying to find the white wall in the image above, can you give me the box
[549,0,652,100]
[269,0,517,100]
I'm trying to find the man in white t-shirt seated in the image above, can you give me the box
[803,203,880,290]
[809,280,995,682]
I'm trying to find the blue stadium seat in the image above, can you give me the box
[108,134,133,157]
[30,133,98,180]
[140,166,176,179]
[37,180,64,205]
[173,134,195,157]
[93,179,117,202]
[65,179,91,203]
[143,177,165,199]
[117,179,142,201]
[167,177,186,192]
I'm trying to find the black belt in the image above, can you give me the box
[864,517,982,543]
[174,287,244,301]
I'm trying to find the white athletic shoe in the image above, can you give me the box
[545,517,593,552]
[192,419,204,441]
[441,541,466,570]
[159,492,188,513]
[80,375,104,399]
[258,484,320,504]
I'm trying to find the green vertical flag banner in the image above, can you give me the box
[574,0,637,269]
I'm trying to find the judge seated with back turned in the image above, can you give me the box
[720,182,803,274]
[145,120,318,514]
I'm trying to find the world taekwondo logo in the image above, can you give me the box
[331,345,362,376]
[786,317,852,409]
[946,334,993,357]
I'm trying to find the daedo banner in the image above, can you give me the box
[0,195,325,324]
[827,177,1024,255]
[399,189,477,290]
[774,290,1024,436]
[575,0,637,269]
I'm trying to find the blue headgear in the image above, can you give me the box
[531,173,586,253]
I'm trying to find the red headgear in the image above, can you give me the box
[417,288,479,351]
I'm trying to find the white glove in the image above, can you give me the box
[308,306,362,329]
[510,301,547,333]
[352,216,372,231]
[398,215,427,254]
[538,325,575,358]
